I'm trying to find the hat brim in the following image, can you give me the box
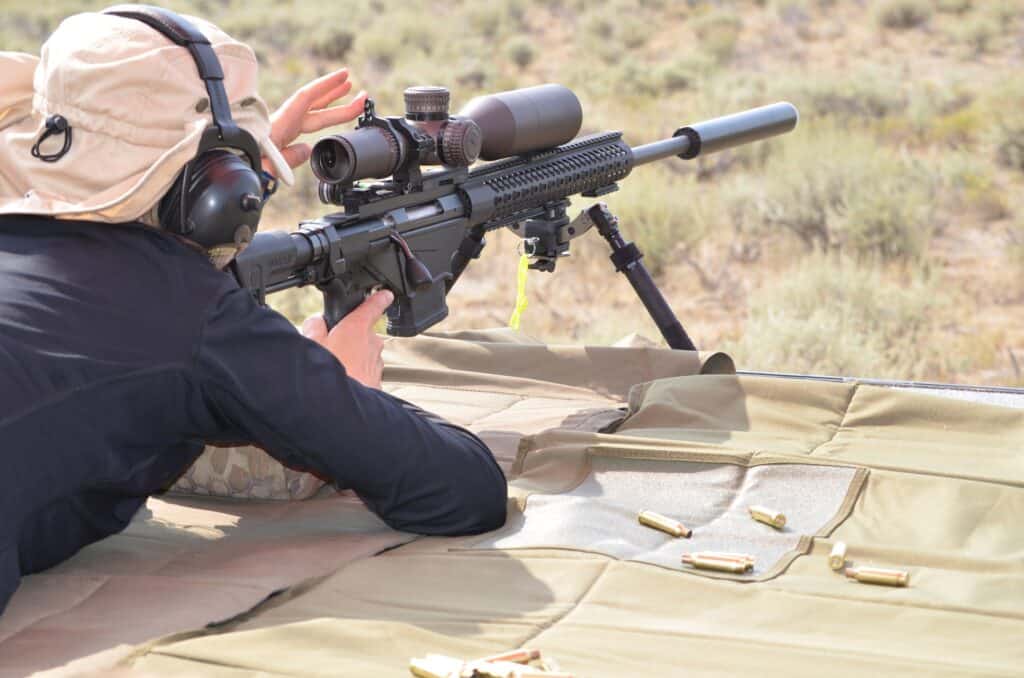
[0,108,291,224]
[0,13,290,224]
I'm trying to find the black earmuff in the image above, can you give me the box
[103,5,272,256]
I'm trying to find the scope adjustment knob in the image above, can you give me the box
[404,86,450,121]
[439,118,483,167]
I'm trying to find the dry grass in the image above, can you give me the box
[724,255,960,380]
[5,0,1023,385]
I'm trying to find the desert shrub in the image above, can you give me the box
[897,80,974,145]
[725,256,956,380]
[455,62,496,91]
[874,0,932,30]
[938,153,1009,221]
[467,5,506,38]
[219,7,307,53]
[577,8,620,63]
[504,36,536,68]
[1008,215,1024,273]
[692,10,743,63]
[936,0,972,14]
[954,17,998,56]
[983,0,1021,25]
[984,79,1024,172]
[309,25,356,61]
[619,18,649,49]
[737,122,937,261]
[353,29,400,74]
[653,55,715,93]
[581,9,614,40]
[774,0,810,25]
[0,10,59,51]
[577,5,651,61]
[612,58,665,97]
[924,104,982,147]
[776,68,906,119]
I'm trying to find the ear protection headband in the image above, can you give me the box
[103,5,273,260]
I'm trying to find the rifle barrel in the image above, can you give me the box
[630,136,692,166]
[630,101,798,167]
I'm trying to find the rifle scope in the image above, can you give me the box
[310,84,583,185]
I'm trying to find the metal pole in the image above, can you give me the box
[586,203,697,351]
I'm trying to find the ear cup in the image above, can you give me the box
[158,150,264,251]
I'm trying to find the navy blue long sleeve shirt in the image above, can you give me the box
[0,215,506,614]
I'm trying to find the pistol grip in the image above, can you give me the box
[320,279,365,330]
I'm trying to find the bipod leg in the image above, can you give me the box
[586,203,697,351]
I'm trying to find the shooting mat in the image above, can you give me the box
[468,456,865,580]
[6,330,1024,677]
[2,329,725,676]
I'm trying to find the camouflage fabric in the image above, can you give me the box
[170,444,325,500]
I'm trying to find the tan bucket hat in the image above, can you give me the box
[0,9,293,224]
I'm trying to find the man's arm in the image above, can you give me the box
[191,283,507,536]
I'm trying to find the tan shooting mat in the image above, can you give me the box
[10,331,1024,676]
[5,329,719,676]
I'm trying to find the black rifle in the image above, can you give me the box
[232,85,798,351]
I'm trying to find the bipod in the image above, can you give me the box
[580,203,697,351]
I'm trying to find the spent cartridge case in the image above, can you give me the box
[845,566,909,587]
[694,551,755,570]
[829,541,847,571]
[682,554,749,574]
[639,510,692,538]
[749,505,786,529]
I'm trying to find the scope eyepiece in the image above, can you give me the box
[311,126,403,185]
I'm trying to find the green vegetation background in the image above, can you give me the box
[4,0,1023,385]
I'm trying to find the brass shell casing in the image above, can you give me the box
[829,541,848,571]
[639,510,692,538]
[694,551,755,570]
[682,554,750,574]
[845,566,909,587]
[749,505,787,529]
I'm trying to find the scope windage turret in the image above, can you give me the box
[310,84,584,187]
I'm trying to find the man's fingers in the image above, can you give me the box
[344,289,394,324]
[309,79,354,111]
[329,289,394,339]
[280,143,312,170]
[366,289,395,315]
[296,68,349,105]
[301,314,328,342]
[301,92,369,133]
[327,290,395,340]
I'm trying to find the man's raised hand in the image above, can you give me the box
[265,68,369,174]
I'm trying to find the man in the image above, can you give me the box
[0,9,507,614]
